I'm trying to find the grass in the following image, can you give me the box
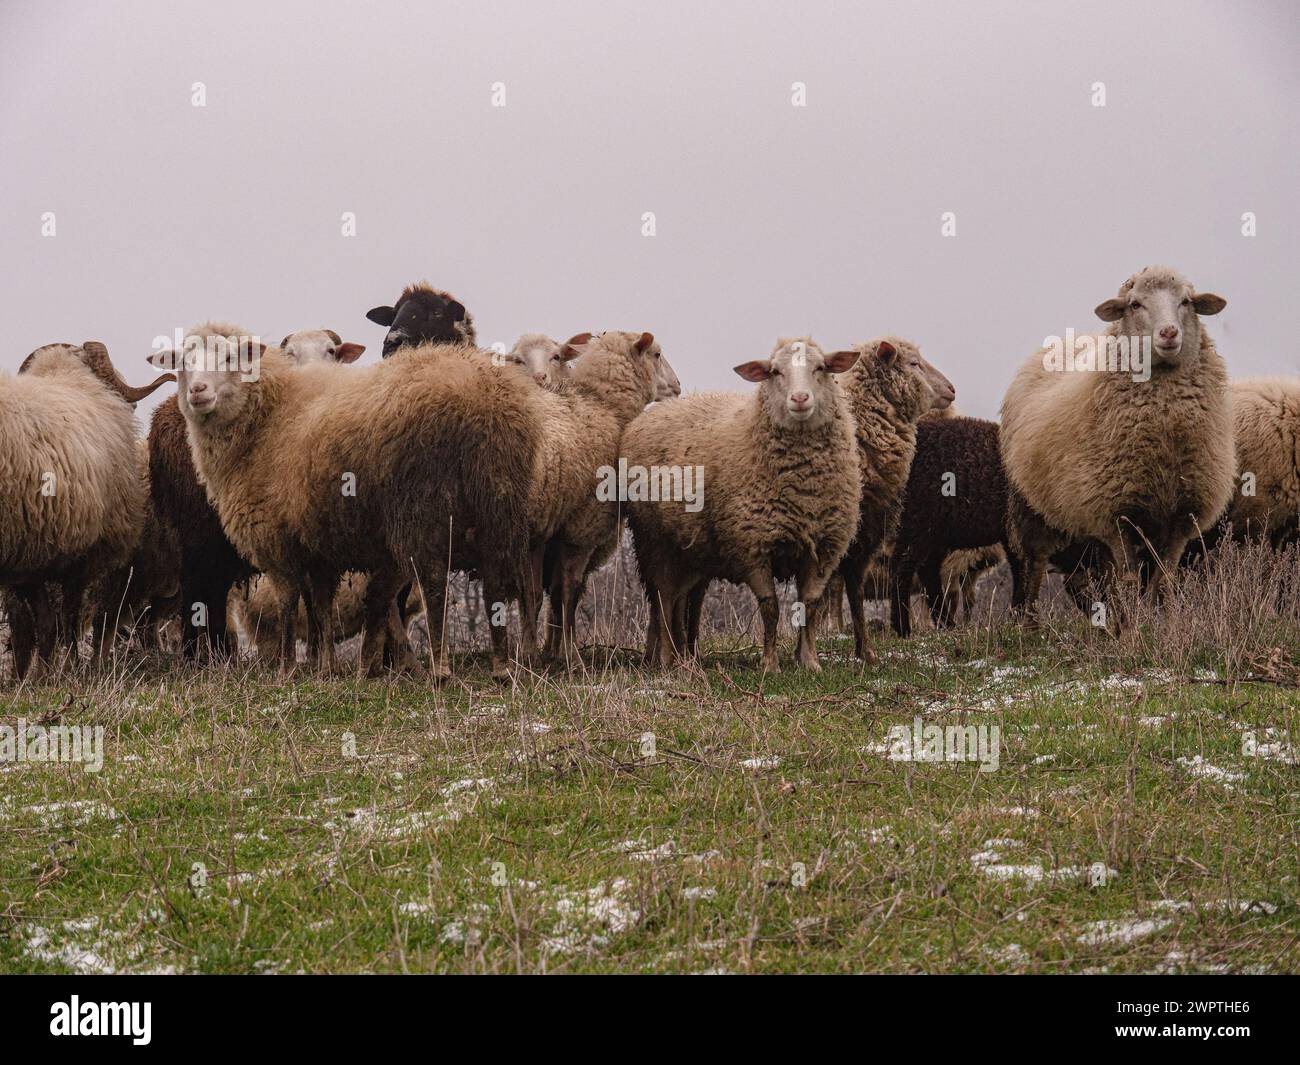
[1,613,1296,974]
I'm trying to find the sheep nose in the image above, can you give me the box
[1159,326,1179,341]
[188,382,209,397]
[533,372,548,386]
[790,391,810,406]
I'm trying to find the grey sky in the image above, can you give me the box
[2,0,1295,423]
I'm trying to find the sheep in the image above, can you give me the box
[365,283,476,358]
[230,573,424,661]
[503,333,573,390]
[520,332,680,663]
[1222,376,1300,546]
[1,341,173,678]
[888,416,1022,636]
[1000,265,1234,620]
[162,336,541,679]
[836,336,955,660]
[622,338,862,673]
[148,323,366,661]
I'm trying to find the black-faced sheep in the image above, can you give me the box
[1001,266,1234,619]
[365,283,476,358]
[837,336,955,659]
[163,338,540,679]
[1,342,173,677]
[623,338,861,673]
[888,416,1022,636]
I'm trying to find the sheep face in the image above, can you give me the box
[366,286,472,358]
[164,336,266,426]
[507,334,573,388]
[1094,266,1226,369]
[281,329,365,366]
[855,337,955,421]
[735,339,859,429]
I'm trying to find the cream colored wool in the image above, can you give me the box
[623,337,861,673]
[1225,376,1300,541]
[1000,265,1235,613]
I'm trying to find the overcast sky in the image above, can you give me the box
[2,0,1295,422]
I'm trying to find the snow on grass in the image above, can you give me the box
[1076,917,1172,946]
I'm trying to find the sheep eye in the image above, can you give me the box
[1130,301,1143,310]
[1181,298,1191,306]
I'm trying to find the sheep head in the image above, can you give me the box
[850,336,955,421]
[366,283,475,358]
[1094,266,1226,369]
[507,333,573,389]
[734,338,858,428]
[19,341,175,405]
[150,329,268,426]
[280,329,365,365]
[572,331,680,414]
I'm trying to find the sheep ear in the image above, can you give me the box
[1192,292,1226,316]
[634,332,655,354]
[734,360,773,382]
[147,346,177,371]
[875,341,897,362]
[446,300,467,322]
[823,349,860,374]
[561,332,593,359]
[366,305,396,326]
[335,342,365,363]
[1094,298,1127,322]
[280,335,293,350]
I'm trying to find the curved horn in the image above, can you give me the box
[325,329,342,345]
[80,341,176,402]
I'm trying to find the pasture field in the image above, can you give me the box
[1,598,1296,975]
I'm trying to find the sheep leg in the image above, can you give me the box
[275,584,298,676]
[920,558,947,629]
[686,581,707,658]
[302,569,338,675]
[744,567,780,674]
[794,567,830,672]
[890,556,917,637]
[58,578,85,671]
[480,571,512,681]
[1149,524,1196,607]
[542,563,564,660]
[841,555,874,662]
[558,544,595,667]
[1106,524,1145,630]
[360,569,405,677]
[5,587,39,680]
[643,584,663,667]
[515,539,546,666]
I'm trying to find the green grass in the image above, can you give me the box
[1,622,1296,974]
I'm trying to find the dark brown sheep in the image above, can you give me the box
[889,416,1023,636]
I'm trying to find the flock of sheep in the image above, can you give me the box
[2,265,1297,683]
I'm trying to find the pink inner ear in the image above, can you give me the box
[876,341,896,360]
[336,342,365,363]
[733,361,771,382]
